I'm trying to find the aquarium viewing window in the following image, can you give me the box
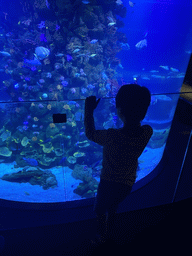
[0,0,191,203]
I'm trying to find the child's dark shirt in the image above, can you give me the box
[84,110,153,186]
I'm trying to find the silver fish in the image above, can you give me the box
[0,51,11,57]
[135,39,147,50]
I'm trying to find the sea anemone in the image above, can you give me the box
[34,117,39,121]
[47,104,52,110]
[63,104,70,110]
[49,123,55,128]
[57,84,63,90]
[32,136,37,142]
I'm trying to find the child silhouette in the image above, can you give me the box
[84,84,153,245]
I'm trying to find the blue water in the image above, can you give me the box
[0,0,191,202]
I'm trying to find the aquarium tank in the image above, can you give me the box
[0,0,191,203]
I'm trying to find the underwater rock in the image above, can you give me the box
[73,177,99,198]
[73,182,90,197]
[0,147,12,157]
[46,176,57,187]
[71,164,92,183]
[1,168,58,190]
[74,25,88,38]
[83,9,100,29]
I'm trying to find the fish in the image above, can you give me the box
[90,39,98,44]
[82,0,90,4]
[170,67,179,72]
[151,75,164,78]
[24,58,42,66]
[116,0,123,5]
[176,74,185,78]
[0,51,11,57]
[35,46,50,60]
[159,65,169,71]
[185,50,192,54]
[73,49,80,53]
[141,76,150,80]
[119,42,130,51]
[135,39,147,50]
[129,1,136,7]
[42,93,48,98]
[55,53,65,57]
[150,70,159,73]
[14,83,19,89]
[23,157,38,166]
[90,54,97,57]
[108,22,116,26]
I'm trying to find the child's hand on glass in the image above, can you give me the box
[85,96,101,112]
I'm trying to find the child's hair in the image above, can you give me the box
[115,84,151,123]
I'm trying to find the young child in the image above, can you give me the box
[84,84,153,245]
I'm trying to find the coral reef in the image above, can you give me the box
[0,0,130,196]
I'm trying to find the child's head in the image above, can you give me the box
[115,84,151,125]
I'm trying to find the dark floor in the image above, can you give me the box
[1,196,192,256]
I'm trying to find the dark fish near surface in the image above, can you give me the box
[23,157,38,166]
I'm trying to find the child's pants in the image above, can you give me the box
[94,179,132,239]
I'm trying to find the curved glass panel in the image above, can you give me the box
[0,0,191,203]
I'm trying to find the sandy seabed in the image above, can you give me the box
[0,145,165,203]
